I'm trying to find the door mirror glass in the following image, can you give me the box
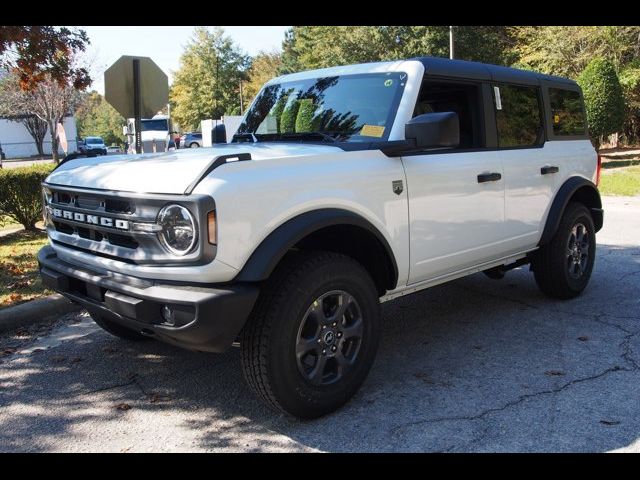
[405,112,460,149]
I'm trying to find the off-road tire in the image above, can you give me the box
[532,202,596,299]
[240,251,381,419]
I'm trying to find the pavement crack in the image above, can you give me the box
[82,379,136,395]
[619,270,640,281]
[390,365,630,436]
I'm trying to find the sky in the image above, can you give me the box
[78,26,290,94]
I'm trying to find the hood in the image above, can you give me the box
[45,143,343,194]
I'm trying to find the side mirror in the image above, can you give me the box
[405,112,459,149]
[212,124,227,144]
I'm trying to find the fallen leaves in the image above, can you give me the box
[577,336,589,342]
[545,370,565,376]
[115,403,132,411]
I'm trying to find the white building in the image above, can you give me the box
[0,115,78,159]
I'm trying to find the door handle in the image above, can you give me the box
[477,172,502,183]
[541,165,559,175]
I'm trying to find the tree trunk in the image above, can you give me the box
[49,120,60,163]
[20,116,47,156]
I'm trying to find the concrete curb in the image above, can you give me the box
[0,294,81,333]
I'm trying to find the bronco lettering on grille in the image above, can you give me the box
[51,208,129,230]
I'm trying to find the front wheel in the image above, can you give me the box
[189,143,199,148]
[240,251,381,419]
[532,202,596,299]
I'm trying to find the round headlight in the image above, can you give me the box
[157,204,197,256]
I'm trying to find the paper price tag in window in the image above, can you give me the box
[360,125,385,138]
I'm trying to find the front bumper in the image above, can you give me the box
[38,245,260,352]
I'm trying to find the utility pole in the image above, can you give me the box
[449,26,455,60]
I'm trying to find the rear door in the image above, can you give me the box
[492,83,558,254]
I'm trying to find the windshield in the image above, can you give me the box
[85,138,103,144]
[235,72,406,143]
[141,119,168,131]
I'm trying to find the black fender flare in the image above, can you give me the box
[539,176,603,246]
[234,208,399,287]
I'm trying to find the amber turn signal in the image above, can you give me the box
[207,210,217,245]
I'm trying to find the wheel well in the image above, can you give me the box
[570,185,602,211]
[294,224,396,296]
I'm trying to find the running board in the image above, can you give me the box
[380,250,535,303]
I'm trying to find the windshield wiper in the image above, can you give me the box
[278,132,340,143]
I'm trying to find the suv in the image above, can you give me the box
[180,132,203,148]
[38,57,603,419]
[80,136,107,155]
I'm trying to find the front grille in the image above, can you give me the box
[43,184,215,266]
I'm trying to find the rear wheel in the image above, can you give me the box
[189,142,199,148]
[240,251,381,419]
[532,202,596,299]
[89,313,149,341]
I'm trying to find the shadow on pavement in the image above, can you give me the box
[0,242,639,452]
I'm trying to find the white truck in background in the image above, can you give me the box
[124,114,171,153]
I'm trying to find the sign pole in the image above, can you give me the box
[133,59,142,154]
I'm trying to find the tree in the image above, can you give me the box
[0,26,91,90]
[0,74,48,155]
[0,72,82,162]
[244,51,283,105]
[510,26,640,79]
[170,27,250,131]
[619,61,640,144]
[75,91,125,146]
[577,58,626,149]
[278,26,515,74]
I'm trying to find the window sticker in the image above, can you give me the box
[384,79,394,87]
[360,125,385,137]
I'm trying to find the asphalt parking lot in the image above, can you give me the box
[1,196,639,452]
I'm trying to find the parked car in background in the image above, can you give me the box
[81,136,107,155]
[106,145,122,154]
[180,132,203,148]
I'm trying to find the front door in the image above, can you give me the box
[402,79,506,284]
[403,150,505,283]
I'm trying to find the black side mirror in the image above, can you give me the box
[212,124,227,144]
[405,112,459,149]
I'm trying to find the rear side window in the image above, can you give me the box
[549,88,586,136]
[494,84,543,148]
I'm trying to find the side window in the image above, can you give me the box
[549,88,586,136]
[494,84,543,148]
[413,80,484,149]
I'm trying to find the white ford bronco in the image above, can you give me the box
[38,57,603,418]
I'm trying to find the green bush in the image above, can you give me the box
[577,58,626,149]
[0,163,55,230]
[295,99,320,132]
[280,99,300,133]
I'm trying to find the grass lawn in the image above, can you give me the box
[0,229,50,309]
[599,165,640,196]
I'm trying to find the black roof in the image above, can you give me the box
[412,56,577,87]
